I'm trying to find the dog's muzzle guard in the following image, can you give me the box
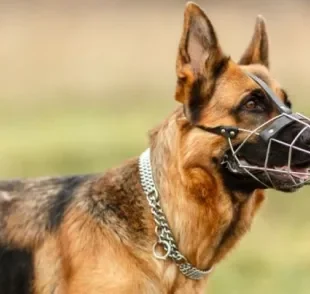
[198,73,310,189]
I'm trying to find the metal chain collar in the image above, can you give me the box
[139,148,213,280]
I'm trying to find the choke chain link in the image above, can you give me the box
[139,148,213,280]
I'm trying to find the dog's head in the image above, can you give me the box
[175,2,310,193]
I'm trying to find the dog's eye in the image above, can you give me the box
[245,100,257,110]
[241,90,267,113]
[243,98,265,112]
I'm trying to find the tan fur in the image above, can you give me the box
[33,236,67,294]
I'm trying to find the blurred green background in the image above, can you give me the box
[0,0,309,293]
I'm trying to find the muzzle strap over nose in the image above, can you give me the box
[259,113,303,141]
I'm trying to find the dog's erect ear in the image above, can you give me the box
[176,2,228,107]
[239,15,269,68]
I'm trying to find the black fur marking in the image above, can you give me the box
[183,21,191,64]
[211,56,230,81]
[0,247,34,294]
[188,78,204,123]
[48,175,90,231]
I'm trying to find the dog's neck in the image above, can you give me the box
[148,108,264,280]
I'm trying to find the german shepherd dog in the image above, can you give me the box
[0,2,309,294]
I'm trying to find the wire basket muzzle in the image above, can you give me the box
[229,112,310,189]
